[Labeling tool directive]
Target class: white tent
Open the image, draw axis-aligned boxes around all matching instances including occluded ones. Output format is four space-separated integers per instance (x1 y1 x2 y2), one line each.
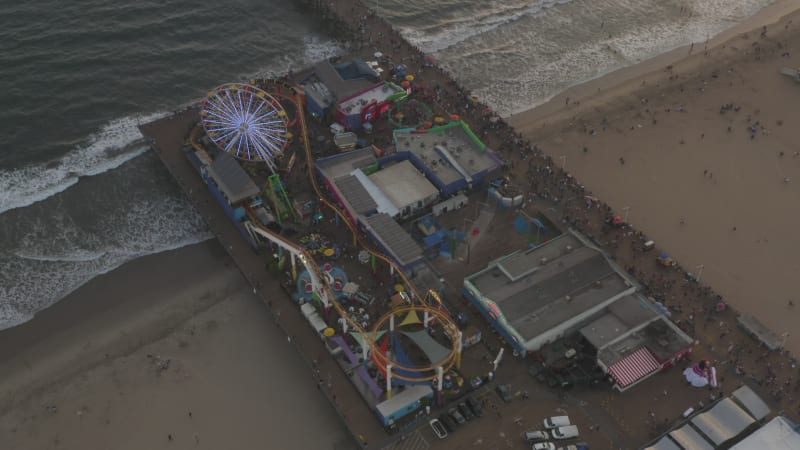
730 416 800 450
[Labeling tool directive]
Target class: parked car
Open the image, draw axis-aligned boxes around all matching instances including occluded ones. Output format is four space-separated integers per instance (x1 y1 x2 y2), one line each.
533 442 556 450
439 413 457 432
458 402 474 421
545 371 574 390
466 396 483 417
448 407 466 425
524 430 549 442
543 416 571 429
528 361 547 382
496 384 513 403
550 425 580 440
429 418 448 440
557 443 589 450
563 360 609 386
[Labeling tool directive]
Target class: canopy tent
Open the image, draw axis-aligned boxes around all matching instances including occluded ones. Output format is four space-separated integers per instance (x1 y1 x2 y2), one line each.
731 385 771 420
730 416 800 450
350 330 386 357
389 332 428 385
401 330 451 365
608 347 661 391
371 333 428 386
644 437 683 450
691 398 755 446
669 424 714 450
399 309 422 327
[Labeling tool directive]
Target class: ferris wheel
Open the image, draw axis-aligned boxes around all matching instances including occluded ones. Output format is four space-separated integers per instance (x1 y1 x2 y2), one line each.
200 83 289 170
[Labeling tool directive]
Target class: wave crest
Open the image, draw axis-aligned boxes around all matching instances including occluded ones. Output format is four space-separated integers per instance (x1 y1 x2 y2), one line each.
0 111 168 215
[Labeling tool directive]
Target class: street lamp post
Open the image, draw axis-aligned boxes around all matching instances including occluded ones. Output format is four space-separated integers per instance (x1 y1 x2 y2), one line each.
559 155 567 171
622 206 631 223
696 264 705 283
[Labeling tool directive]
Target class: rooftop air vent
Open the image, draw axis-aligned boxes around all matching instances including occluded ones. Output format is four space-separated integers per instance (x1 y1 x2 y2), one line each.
540 257 548 265
565 245 573 252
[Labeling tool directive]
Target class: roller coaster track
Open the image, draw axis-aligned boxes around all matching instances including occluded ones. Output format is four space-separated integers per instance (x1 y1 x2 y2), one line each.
190 85 460 380
290 91 460 376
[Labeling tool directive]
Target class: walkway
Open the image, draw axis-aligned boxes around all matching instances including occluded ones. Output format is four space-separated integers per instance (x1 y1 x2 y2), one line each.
140 110 383 449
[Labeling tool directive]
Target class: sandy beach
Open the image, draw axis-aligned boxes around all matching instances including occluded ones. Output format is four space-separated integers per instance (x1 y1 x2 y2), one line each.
511 1 800 354
0 241 348 450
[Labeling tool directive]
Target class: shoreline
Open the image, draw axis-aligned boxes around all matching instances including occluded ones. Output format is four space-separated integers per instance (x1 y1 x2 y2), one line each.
0 240 234 413
508 2 800 355
0 239 349 450
509 0 800 129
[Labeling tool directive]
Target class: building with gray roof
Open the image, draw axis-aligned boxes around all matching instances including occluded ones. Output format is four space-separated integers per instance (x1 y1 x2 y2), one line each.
364 213 423 268
463 229 636 354
316 149 425 269
205 152 259 204
391 121 501 196
464 228 694 391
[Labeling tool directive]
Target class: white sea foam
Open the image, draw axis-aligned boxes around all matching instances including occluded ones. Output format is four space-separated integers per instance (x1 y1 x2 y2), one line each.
400 0 573 53
0 195 212 331
0 111 168 215
423 0 773 116
14 249 108 263
302 35 345 63
249 35 344 79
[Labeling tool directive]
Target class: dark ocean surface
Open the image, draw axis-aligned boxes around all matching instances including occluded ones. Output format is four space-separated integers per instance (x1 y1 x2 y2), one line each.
0 0 772 328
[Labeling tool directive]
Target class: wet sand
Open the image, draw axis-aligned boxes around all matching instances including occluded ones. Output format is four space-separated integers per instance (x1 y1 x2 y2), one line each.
0 241 348 450
511 2 800 355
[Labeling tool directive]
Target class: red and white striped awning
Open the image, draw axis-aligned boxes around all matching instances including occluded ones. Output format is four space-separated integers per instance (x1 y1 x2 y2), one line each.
608 347 661 390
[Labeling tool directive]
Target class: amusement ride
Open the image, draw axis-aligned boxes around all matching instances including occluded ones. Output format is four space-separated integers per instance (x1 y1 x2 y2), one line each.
200 83 291 173
192 80 463 397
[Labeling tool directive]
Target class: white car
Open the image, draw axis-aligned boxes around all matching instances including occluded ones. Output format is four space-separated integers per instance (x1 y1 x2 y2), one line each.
550 425 579 440
525 430 549 442
533 442 556 450
429 418 447 440
557 443 589 450
544 415 571 429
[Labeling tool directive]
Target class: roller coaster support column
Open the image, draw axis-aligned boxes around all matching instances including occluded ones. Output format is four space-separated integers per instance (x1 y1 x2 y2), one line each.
386 364 393 399
423 310 430 329
290 253 297 282
456 330 463 369
436 366 444 406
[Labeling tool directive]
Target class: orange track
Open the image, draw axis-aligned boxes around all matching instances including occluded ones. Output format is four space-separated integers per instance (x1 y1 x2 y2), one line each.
191 83 460 380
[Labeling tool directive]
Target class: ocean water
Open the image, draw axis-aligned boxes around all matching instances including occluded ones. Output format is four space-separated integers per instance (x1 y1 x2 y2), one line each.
369 0 774 115
0 0 773 329
0 0 343 329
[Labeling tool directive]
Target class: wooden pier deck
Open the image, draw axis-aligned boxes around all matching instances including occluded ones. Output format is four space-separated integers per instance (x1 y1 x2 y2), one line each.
140 110 393 450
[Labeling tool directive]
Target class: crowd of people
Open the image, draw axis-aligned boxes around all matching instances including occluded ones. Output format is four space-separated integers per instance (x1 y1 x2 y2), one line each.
312 0 800 424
